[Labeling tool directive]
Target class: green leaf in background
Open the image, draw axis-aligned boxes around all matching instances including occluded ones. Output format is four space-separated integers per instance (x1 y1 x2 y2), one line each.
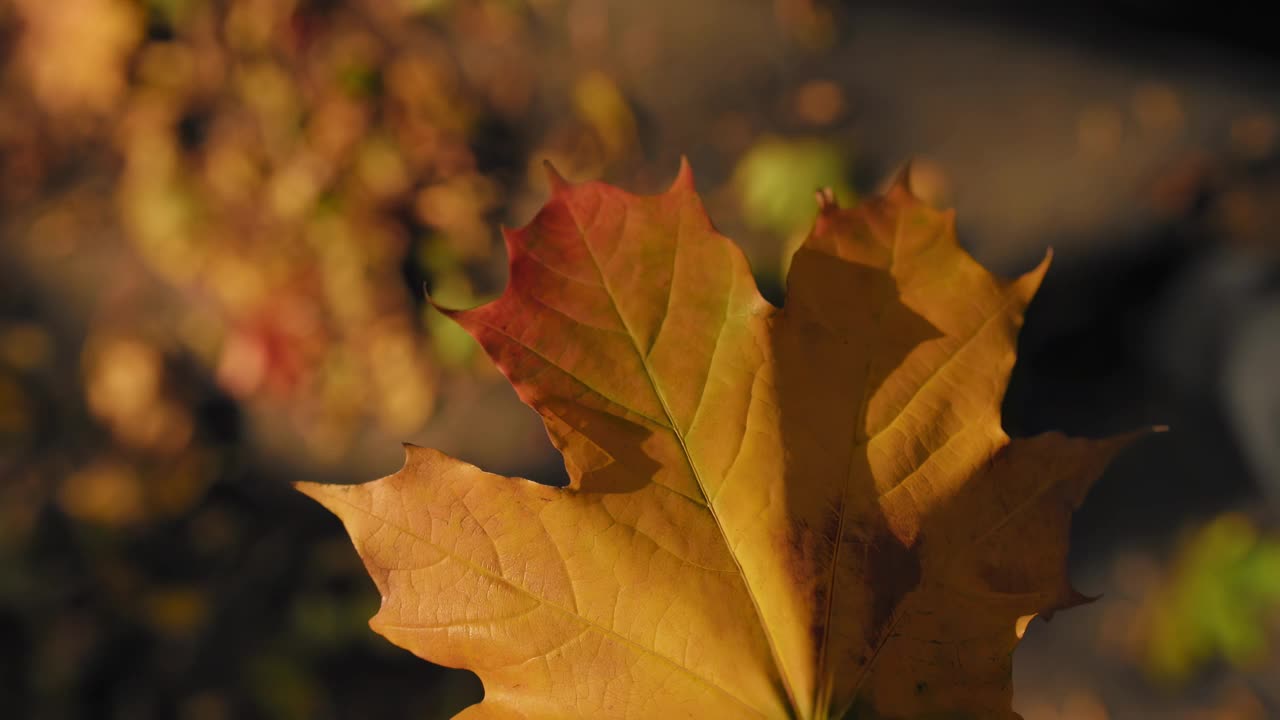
1145 513 1280 682
732 136 855 272
733 136 855 234
419 241 482 368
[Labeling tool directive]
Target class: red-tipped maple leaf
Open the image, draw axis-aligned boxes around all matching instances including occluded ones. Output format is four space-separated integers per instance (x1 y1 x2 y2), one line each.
300 161 1138 719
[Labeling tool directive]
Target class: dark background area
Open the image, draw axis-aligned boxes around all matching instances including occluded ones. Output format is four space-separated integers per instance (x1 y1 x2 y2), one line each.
2 1 1278 718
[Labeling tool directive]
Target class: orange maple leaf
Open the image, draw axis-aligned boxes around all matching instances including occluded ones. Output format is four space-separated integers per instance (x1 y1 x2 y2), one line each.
299 161 1139 719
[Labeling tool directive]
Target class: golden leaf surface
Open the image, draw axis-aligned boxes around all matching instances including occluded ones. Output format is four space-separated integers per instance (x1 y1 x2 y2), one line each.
298 161 1136 719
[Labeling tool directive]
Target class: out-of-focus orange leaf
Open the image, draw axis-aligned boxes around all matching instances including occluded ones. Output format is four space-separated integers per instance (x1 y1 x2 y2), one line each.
12 0 142 114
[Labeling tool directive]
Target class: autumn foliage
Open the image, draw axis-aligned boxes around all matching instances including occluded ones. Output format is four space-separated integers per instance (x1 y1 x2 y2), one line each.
300 161 1136 719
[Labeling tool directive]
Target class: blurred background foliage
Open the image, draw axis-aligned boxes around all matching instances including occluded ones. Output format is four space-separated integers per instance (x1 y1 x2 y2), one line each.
1143 514 1280 684
1 1 1278 718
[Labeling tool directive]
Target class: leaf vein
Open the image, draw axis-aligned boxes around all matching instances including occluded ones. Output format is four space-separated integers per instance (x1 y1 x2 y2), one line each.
320 492 771 718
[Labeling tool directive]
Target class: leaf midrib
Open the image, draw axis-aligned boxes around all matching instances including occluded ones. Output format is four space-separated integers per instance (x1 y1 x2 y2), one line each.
814 204 907 715
564 191 802 719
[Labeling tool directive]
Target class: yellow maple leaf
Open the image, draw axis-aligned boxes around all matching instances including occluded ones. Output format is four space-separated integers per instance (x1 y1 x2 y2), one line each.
299 161 1138 719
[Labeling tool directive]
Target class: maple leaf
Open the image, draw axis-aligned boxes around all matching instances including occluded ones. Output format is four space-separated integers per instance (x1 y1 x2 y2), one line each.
298 161 1138 720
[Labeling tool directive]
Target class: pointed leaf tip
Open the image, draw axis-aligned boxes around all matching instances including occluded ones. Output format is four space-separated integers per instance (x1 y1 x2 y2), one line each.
293 480 350 515
500 224 523 253
890 160 916 196
668 155 696 194
422 280 461 317
1014 614 1037 639
543 159 569 193
1042 588 1099 622
1031 245 1054 281
815 186 839 212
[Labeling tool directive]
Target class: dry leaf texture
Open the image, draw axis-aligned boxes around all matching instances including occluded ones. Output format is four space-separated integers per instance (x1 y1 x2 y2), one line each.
299 161 1136 720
